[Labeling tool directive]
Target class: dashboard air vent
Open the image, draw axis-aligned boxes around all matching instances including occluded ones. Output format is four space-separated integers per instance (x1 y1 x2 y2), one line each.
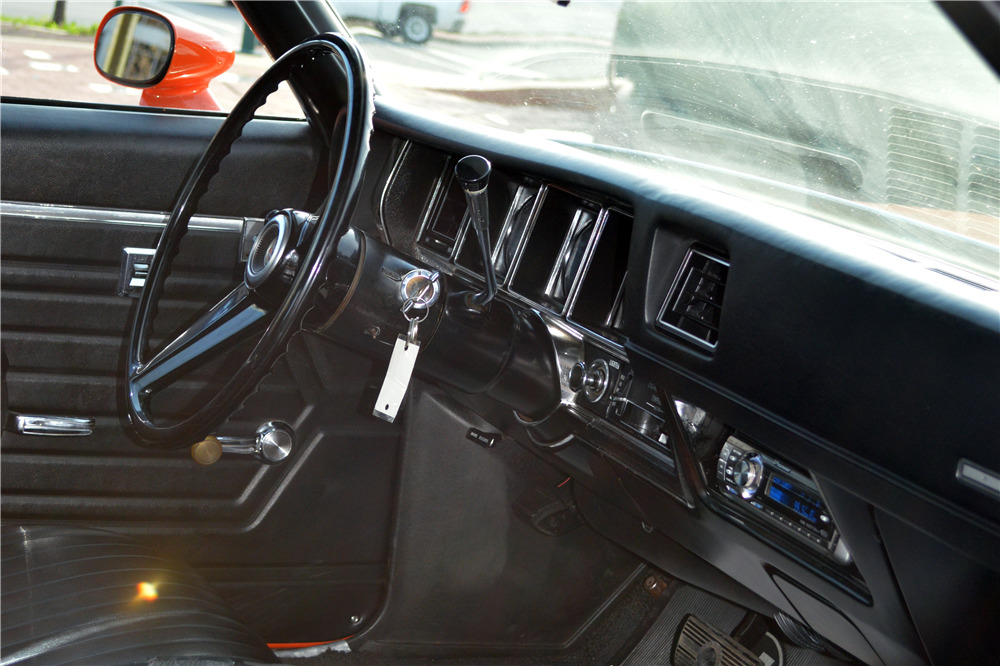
658 249 728 349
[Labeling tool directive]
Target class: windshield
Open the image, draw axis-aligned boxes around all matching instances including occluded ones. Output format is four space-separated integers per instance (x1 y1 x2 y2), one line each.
337 0 1000 280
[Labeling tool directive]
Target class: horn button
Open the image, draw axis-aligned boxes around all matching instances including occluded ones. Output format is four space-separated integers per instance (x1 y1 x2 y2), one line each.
246 210 301 290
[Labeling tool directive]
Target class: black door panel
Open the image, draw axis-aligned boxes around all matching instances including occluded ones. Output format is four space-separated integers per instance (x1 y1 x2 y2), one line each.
1 101 322 216
0 101 398 642
1 209 240 441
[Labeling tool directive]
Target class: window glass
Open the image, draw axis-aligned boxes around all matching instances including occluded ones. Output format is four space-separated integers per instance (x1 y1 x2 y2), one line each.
340 0 1000 280
1 0 300 117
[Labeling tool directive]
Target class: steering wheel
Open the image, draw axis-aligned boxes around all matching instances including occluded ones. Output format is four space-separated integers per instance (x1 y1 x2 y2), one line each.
126 34 372 448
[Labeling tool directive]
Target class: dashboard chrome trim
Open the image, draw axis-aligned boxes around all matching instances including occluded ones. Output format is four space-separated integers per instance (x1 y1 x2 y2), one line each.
956 458 1000 500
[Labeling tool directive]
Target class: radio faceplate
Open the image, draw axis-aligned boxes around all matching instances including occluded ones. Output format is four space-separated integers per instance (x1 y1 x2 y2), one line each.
716 436 851 565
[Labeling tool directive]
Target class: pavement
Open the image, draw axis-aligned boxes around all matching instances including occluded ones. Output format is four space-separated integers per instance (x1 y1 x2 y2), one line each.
1 1 119 27
1 0 620 134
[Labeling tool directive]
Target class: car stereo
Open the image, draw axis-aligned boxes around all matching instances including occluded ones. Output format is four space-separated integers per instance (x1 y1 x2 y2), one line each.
716 436 851 565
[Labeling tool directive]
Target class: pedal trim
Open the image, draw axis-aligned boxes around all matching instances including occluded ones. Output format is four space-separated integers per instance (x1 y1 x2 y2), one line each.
673 614 760 666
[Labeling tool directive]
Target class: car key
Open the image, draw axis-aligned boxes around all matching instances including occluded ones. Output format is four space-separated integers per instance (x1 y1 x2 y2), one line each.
373 299 428 423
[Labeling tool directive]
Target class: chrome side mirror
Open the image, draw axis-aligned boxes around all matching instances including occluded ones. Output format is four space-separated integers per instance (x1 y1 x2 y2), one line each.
94 9 174 87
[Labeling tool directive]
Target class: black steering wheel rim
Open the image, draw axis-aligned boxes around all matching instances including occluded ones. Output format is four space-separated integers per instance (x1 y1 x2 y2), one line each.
126 34 372 448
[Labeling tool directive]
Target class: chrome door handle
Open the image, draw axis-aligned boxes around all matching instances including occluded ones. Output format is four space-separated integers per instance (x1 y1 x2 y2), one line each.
14 415 95 436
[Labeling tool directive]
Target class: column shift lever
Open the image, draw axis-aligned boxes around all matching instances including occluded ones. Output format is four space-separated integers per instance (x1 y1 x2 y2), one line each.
455 155 497 307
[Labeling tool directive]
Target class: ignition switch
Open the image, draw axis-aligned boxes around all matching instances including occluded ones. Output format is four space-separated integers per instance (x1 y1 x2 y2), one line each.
399 268 441 309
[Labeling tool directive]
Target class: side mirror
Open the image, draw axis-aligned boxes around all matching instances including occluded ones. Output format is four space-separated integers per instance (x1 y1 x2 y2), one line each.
94 8 173 87
94 6 235 111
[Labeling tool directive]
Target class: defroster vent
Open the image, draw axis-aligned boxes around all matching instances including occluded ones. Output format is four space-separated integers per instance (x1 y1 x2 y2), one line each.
657 248 728 349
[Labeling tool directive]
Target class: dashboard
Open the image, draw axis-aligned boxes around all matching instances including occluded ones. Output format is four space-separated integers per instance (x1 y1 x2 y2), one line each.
380 136 864 585
344 105 1000 665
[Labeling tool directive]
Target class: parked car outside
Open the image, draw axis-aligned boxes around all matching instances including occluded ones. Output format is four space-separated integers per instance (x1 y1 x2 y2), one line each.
333 0 469 43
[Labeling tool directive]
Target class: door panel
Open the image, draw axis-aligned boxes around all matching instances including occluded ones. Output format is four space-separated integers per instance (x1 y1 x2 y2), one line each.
0 101 399 642
1 101 322 216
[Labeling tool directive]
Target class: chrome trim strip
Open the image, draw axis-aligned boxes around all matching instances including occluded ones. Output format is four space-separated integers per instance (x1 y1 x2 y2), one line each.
491 184 541 285
956 458 1000 500
272 640 351 659
16 415 95 436
544 205 600 314
413 154 458 258
505 184 548 292
1 201 245 233
539 312 586 406
563 205 609 318
379 140 413 246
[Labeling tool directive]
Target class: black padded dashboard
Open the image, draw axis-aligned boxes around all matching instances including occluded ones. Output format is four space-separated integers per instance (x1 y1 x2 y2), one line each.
372 96 1000 539
368 96 1000 664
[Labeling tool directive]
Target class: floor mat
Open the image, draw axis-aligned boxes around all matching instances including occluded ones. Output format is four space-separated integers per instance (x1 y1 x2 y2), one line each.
281 567 664 665
620 583 854 666
621 585 747 665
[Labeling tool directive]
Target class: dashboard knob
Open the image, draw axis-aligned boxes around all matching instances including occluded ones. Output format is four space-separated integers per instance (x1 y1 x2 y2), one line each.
455 154 491 192
582 359 609 403
733 451 764 499
568 362 587 392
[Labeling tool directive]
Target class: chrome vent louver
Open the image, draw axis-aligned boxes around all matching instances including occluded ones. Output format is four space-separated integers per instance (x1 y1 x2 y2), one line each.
886 108 961 210
657 249 728 349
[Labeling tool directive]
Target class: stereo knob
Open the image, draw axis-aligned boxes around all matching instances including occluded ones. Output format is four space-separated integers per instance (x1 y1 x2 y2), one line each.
732 451 764 499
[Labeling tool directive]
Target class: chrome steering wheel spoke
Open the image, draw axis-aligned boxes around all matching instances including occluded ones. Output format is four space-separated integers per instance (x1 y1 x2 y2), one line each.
132 283 270 397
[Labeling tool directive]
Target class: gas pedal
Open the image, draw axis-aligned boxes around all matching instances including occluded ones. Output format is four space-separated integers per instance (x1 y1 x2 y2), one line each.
673 614 761 666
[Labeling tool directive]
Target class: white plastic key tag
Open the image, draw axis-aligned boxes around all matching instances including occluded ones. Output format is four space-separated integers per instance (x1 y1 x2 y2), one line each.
373 336 420 423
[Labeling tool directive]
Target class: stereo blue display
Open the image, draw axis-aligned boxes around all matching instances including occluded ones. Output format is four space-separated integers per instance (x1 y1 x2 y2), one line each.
766 475 822 525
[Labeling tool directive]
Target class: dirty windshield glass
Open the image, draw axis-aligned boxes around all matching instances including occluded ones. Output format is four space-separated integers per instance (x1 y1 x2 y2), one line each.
343 0 1000 280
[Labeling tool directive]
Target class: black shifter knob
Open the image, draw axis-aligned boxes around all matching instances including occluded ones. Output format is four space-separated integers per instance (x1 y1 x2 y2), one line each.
456 155 492 192
455 155 497 307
